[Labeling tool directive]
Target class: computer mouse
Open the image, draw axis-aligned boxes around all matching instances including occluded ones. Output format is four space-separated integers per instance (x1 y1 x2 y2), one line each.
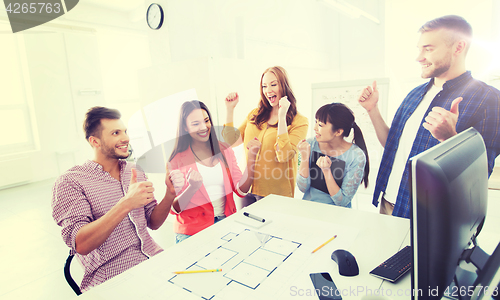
331 249 359 276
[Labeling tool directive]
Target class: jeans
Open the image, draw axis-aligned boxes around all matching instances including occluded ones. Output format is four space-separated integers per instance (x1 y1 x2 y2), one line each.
175 215 226 244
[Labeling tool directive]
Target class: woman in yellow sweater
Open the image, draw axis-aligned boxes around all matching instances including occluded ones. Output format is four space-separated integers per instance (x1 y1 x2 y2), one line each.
223 66 308 208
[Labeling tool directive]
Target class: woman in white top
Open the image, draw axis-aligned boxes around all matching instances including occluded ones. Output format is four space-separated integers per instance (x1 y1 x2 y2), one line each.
168 100 260 243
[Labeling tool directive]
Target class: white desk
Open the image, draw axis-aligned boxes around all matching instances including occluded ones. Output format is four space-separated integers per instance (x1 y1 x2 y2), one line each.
77 195 411 299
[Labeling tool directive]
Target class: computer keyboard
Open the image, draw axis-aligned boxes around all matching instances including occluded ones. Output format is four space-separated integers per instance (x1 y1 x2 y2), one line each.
369 245 412 283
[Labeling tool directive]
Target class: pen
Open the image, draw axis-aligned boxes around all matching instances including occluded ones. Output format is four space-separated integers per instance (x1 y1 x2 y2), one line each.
243 212 265 222
312 235 337 253
173 268 222 274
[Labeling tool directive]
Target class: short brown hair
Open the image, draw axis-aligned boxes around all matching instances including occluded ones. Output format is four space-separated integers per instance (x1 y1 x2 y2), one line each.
83 106 121 140
419 15 472 51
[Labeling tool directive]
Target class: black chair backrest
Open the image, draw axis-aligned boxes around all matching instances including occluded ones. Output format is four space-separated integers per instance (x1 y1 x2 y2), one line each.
64 251 82 296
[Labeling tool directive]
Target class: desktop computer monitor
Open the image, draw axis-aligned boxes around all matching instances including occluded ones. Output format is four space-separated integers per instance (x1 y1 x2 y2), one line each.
410 127 489 299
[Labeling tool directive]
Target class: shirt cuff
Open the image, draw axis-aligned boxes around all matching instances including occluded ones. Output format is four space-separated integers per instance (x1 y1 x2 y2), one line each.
67 221 86 253
276 132 290 146
275 132 293 161
297 174 307 182
235 183 248 198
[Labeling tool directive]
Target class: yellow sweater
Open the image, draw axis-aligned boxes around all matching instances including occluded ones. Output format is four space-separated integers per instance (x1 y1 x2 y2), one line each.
223 108 308 197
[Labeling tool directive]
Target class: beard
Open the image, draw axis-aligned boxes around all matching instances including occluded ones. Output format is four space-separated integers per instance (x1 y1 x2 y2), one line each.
101 142 130 160
421 54 452 79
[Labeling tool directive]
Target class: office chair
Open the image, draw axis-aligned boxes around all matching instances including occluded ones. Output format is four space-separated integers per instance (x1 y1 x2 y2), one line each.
64 251 82 295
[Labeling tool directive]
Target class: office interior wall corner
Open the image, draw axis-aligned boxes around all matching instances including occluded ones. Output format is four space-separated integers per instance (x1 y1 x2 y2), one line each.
0 156 32 189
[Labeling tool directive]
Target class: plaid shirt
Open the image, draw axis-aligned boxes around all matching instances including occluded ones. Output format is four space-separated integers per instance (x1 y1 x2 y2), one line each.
52 160 163 292
373 71 500 218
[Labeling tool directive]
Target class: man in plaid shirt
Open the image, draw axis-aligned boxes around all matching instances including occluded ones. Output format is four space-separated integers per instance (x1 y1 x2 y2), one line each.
358 15 500 218
52 107 177 292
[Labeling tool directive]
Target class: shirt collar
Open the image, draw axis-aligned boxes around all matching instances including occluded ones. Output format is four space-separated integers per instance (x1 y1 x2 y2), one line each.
442 70 472 90
424 71 472 93
84 159 126 172
84 160 101 170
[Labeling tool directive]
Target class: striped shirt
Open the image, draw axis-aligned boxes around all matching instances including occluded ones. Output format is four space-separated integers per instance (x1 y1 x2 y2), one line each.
52 160 163 292
373 71 500 218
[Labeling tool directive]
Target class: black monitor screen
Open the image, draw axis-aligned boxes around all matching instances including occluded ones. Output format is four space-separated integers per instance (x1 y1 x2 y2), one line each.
410 127 489 299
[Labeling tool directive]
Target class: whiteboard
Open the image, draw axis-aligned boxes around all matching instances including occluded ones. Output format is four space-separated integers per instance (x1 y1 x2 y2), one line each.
311 78 389 195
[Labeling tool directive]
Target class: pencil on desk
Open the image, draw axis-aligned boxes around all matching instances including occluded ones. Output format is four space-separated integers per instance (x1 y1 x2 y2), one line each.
312 235 337 253
173 268 222 274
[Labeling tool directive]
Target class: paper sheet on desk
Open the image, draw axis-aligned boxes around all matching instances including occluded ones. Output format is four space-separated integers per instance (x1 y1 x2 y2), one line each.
168 229 302 299
229 210 361 294
230 210 359 253
244 211 362 300
165 212 359 300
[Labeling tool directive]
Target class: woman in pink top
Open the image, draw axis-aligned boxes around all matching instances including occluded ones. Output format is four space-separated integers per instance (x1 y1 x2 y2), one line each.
168 100 260 243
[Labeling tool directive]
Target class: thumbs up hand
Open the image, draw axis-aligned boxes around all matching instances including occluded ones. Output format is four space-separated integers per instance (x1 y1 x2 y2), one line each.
422 97 462 142
358 81 379 112
130 167 138 184
123 168 155 209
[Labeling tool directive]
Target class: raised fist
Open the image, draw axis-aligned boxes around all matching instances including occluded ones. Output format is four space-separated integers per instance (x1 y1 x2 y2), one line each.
278 96 291 119
246 137 262 157
186 168 203 191
297 139 311 160
225 92 239 110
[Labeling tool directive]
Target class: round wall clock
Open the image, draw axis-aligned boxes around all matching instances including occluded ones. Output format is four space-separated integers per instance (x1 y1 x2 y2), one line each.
146 3 164 30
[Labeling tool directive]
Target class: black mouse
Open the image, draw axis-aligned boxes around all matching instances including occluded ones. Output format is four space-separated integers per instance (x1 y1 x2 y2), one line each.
331 249 359 276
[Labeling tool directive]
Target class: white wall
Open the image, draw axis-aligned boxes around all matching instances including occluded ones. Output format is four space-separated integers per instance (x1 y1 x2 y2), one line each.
1 2 153 184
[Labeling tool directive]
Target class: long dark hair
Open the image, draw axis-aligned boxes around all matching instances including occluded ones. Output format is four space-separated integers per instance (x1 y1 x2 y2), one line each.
315 103 370 188
251 66 298 129
168 100 229 169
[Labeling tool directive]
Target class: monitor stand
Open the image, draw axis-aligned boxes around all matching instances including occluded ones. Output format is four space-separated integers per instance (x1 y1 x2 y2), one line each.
443 245 490 300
